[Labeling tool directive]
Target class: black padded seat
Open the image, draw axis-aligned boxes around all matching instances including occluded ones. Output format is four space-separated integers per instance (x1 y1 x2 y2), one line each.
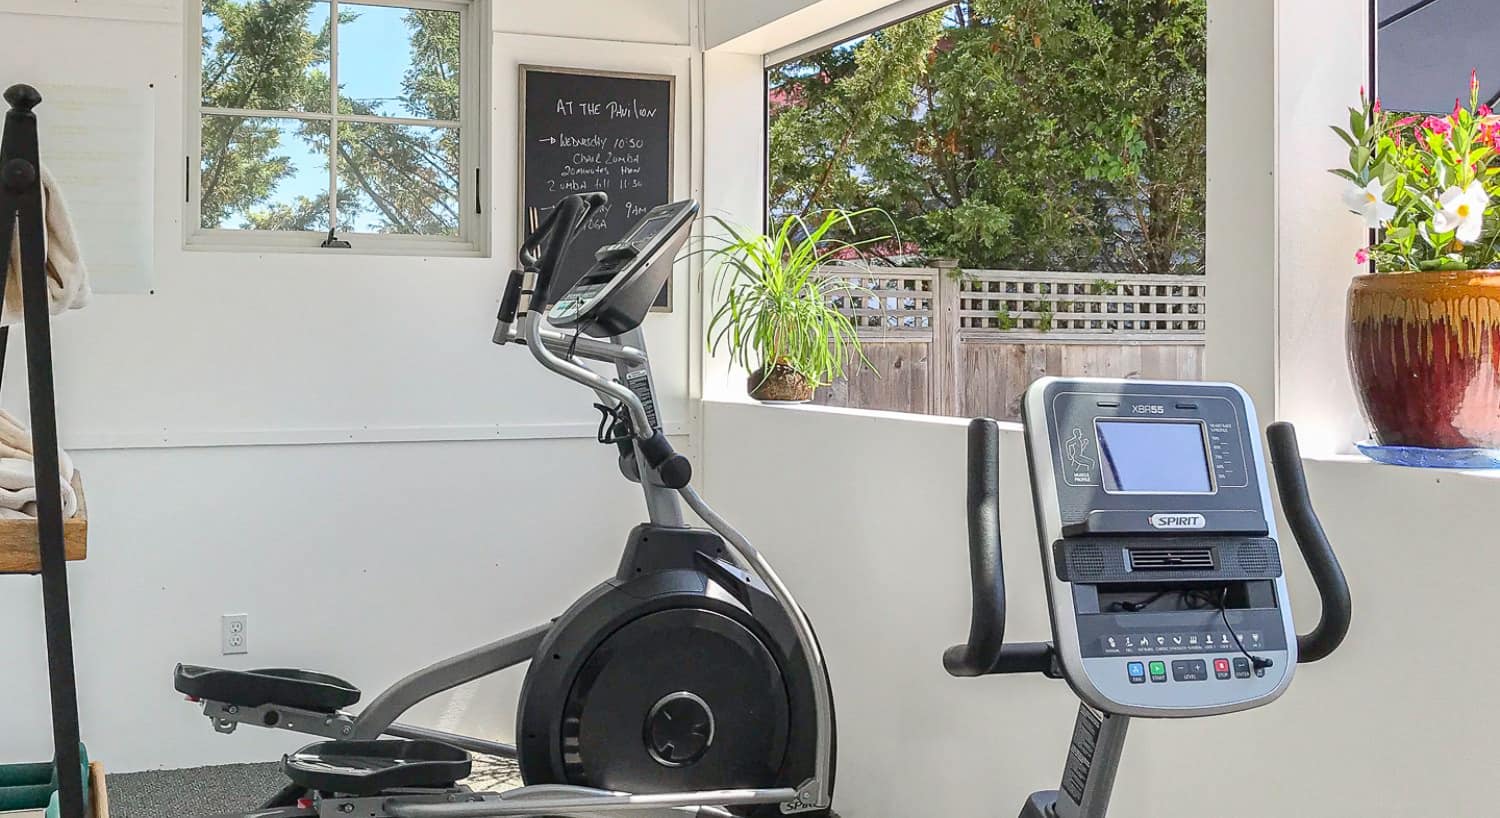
174 664 361 712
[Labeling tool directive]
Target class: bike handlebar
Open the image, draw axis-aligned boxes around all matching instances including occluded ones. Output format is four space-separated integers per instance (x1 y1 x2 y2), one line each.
943 418 1061 679
1266 422 1353 663
945 418 1350 680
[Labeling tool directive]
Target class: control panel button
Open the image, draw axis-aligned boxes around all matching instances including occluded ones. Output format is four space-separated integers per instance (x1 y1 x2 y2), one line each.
1148 661 1167 683
1213 658 1231 680
1127 661 1145 684
1232 657 1251 679
1170 659 1208 682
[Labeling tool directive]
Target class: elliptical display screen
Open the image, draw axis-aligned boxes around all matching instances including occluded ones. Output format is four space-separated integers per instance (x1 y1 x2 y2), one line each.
1096 420 1213 493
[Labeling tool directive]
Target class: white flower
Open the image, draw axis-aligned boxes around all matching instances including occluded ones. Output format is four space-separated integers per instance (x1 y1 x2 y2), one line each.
1432 181 1490 243
1342 178 1396 228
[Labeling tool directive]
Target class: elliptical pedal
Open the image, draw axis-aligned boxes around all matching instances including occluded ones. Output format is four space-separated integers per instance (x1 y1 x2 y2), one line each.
282 739 472 797
175 664 361 712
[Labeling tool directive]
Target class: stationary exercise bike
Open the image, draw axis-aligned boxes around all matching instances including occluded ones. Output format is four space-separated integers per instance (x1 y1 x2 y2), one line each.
173 193 836 818
947 378 1352 817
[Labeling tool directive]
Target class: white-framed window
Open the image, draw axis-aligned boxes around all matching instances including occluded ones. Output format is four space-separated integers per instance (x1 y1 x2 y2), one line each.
763 0 1208 420
185 0 488 255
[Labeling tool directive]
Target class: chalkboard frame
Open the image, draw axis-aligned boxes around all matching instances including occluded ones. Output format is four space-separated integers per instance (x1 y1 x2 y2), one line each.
518 64 677 313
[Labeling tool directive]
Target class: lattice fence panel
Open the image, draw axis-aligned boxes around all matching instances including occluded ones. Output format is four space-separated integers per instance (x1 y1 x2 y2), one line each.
958 272 1206 334
822 272 936 335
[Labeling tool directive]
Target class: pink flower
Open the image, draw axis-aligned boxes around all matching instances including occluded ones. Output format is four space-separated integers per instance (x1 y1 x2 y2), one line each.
1354 247 1370 266
1480 104 1493 117
1394 115 1420 127
1373 97 1382 114
1425 116 1453 137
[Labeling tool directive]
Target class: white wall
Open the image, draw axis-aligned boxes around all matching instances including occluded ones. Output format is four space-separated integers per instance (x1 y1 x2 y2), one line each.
1275 0 1371 454
0 0 702 772
1204 0 1276 412
702 400 1500 817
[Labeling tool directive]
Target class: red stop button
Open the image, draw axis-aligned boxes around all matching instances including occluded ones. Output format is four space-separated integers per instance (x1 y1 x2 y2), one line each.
1213 658 1231 678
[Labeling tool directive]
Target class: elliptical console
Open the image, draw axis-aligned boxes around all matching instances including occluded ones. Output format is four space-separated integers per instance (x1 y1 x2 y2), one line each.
946 377 1351 818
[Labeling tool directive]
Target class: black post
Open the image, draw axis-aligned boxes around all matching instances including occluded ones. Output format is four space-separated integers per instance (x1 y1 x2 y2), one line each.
0 83 85 818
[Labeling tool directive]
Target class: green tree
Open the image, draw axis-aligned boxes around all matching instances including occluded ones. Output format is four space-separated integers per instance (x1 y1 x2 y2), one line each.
200 0 461 236
768 0 1206 275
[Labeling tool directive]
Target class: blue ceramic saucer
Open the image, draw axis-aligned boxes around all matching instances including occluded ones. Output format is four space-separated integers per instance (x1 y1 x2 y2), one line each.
1355 440 1500 469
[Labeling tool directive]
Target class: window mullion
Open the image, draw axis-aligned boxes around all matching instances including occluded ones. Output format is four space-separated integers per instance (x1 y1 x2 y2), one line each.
329 0 341 236
200 106 336 122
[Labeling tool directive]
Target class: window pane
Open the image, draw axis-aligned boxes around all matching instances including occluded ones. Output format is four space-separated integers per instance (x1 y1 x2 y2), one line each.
337 122 459 235
202 0 332 113
201 115 331 231
767 1 1207 420
338 3 461 121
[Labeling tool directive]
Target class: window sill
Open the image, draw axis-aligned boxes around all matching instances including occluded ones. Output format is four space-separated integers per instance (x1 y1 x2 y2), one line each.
1300 451 1500 482
701 395 1024 434
704 398 1500 485
184 234 486 259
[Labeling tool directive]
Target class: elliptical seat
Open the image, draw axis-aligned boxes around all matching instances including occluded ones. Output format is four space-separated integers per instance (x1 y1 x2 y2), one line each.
174 664 361 712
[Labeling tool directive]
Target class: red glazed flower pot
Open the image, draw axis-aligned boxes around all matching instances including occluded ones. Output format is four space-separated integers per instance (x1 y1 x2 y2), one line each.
1347 270 1500 449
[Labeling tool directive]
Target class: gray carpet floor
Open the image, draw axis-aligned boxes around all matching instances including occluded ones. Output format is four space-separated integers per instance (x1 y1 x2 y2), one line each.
108 757 522 817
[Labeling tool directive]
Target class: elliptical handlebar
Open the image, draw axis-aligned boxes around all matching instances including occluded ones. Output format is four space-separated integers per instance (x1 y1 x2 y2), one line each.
520 191 608 310
944 418 1059 679
1265 422 1353 664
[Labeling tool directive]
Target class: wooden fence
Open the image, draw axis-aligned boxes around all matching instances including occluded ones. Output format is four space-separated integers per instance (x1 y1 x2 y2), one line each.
814 267 1206 420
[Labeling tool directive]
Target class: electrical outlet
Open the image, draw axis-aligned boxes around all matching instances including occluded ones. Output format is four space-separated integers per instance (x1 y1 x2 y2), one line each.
222 614 249 655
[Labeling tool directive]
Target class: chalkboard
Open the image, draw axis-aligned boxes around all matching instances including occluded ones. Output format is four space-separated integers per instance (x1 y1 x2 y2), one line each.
520 66 676 310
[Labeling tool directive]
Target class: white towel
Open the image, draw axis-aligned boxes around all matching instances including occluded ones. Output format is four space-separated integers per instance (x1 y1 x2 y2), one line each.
2 164 90 325
0 456 75 515
0 407 78 519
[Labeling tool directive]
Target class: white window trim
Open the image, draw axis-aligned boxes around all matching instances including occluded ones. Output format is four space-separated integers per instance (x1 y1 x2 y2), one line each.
182 0 491 257
763 0 952 68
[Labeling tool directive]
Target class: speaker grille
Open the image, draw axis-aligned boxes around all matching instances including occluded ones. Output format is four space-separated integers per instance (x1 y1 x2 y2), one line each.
1128 547 1215 571
1054 537 1283 583
1232 541 1280 575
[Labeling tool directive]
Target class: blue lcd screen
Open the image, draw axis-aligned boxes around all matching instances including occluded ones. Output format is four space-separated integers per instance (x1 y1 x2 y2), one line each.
1095 420 1212 493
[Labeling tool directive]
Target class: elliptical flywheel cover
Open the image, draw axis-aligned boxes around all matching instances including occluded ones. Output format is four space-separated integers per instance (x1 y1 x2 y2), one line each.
557 607 790 793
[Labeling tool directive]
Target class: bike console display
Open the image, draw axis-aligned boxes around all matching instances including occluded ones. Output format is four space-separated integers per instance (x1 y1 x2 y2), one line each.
1023 378 1297 717
548 200 699 336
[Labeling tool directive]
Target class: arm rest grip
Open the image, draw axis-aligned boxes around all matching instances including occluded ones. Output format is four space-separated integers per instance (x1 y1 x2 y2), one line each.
1266 422 1352 663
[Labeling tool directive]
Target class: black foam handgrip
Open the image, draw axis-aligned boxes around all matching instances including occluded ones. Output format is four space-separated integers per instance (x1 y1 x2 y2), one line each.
496 270 524 323
638 431 692 489
944 418 1009 677
527 192 608 309
1266 422 1352 664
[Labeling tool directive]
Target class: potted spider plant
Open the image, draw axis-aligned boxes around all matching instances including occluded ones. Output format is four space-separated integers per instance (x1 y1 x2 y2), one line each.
706 209 887 403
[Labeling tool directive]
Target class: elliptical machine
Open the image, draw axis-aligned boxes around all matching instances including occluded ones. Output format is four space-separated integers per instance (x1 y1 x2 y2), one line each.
947 377 1352 817
173 193 835 818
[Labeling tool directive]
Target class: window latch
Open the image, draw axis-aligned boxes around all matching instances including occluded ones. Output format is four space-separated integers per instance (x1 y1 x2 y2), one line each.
320 228 351 249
